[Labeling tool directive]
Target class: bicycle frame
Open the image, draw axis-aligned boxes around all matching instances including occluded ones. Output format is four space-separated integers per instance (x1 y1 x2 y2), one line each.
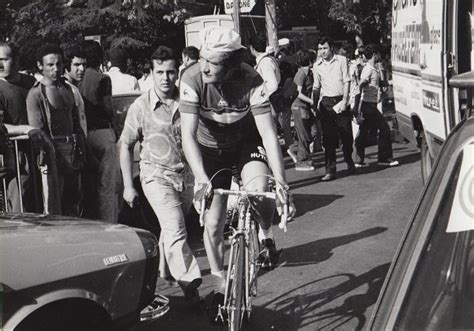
223 194 259 330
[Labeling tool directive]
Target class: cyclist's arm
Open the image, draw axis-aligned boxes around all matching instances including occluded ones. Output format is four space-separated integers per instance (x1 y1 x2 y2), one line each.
180 112 209 184
253 111 287 185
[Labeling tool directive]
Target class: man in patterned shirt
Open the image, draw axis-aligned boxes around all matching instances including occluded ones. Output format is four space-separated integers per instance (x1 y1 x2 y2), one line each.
120 46 201 302
180 27 295 323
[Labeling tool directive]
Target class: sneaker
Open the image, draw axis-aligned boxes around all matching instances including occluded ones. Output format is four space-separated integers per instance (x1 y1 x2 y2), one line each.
206 291 226 325
295 162 315 171
287 149 298 163
258 238 280 270
377 159 400 167
355 163 370 168
321 173 337 181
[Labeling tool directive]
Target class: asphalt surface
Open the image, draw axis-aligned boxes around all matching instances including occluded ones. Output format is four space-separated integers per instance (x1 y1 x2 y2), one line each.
136 140 423 331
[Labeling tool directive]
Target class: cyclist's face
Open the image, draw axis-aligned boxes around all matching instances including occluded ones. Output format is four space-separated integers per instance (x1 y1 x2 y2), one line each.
199 49 228 83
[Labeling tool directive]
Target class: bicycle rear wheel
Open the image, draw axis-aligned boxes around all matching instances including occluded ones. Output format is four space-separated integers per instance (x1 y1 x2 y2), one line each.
228 235 245 331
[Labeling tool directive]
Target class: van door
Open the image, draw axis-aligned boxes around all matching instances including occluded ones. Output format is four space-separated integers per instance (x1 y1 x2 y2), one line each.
418 0 447 147
447 0 474 127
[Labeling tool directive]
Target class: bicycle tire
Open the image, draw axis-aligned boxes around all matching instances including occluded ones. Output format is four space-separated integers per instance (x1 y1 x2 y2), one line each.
248 221 260 298
228 235 245 331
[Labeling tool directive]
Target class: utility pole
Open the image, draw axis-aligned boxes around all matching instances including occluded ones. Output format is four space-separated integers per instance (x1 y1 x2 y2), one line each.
233 0 240 33
265 0 278 51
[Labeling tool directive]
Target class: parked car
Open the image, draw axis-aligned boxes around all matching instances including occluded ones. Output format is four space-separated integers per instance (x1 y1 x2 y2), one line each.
367 81 474 331
0 212 161 330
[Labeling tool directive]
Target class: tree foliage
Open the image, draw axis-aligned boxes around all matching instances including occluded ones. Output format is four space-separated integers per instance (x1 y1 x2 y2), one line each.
4 0 193 70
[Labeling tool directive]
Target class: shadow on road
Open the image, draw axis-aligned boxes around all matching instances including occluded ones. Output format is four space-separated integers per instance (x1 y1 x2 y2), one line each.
279 227 387 267
292 193 344 218
251 263 391 330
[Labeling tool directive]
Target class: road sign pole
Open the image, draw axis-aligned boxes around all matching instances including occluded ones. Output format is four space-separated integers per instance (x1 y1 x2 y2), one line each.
233 0 240 33
265 0 278 51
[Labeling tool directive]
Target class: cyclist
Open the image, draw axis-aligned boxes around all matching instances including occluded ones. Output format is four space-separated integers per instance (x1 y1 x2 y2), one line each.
179 27 296 322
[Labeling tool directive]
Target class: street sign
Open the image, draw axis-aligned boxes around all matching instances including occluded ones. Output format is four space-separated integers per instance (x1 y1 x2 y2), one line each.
224 0 256 14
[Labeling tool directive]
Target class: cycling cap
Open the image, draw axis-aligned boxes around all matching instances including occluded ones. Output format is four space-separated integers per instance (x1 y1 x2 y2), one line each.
200 27 246 53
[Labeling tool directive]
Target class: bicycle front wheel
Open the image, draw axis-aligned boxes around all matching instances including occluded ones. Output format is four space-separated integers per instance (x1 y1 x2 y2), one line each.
228 235 245 331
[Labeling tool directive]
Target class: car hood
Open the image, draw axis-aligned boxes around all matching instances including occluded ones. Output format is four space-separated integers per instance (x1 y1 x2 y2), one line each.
0 213 147 291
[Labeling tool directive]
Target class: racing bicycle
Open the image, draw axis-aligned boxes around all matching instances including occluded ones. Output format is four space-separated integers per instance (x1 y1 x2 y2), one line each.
199 174 289 330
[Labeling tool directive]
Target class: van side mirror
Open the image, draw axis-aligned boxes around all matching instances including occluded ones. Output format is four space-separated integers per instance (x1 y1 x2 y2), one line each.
449 71 474 88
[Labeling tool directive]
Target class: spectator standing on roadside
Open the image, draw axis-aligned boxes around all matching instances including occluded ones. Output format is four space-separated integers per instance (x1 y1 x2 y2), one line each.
0 42 48 212
120 46 202 302
79 40 117 222
312 36 356 181
355 44 399 168
27 43 85 216
249 34 281 102
288 49 315 171
275 38 297 151
64 44 87 134
179 46 199 79
138 60 153 92
106 47 140 95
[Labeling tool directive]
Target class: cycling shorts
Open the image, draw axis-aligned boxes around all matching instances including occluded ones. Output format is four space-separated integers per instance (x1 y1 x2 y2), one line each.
199 128 268 189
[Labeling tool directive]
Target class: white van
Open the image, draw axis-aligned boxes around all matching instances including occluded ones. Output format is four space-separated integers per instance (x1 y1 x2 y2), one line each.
392 0 472 181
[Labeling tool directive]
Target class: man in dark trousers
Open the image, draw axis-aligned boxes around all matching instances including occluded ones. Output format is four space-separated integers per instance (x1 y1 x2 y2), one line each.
79 40 116 222
312 36 356 181
26 43 84 215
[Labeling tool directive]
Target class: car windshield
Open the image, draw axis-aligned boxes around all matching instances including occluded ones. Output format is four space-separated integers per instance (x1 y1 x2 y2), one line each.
394 142 474 330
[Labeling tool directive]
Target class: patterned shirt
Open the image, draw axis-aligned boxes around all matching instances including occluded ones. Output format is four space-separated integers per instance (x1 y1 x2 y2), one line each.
179 63 270 149
120 88 189 191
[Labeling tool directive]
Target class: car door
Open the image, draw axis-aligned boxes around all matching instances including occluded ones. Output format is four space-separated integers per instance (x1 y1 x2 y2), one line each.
367 114 474 330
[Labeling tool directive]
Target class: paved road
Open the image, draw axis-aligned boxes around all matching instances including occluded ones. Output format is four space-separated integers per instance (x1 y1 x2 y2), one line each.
137 141 423 331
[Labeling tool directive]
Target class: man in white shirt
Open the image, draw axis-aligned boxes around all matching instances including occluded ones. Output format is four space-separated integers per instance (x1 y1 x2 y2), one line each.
249 35 280 97
106 47 140 95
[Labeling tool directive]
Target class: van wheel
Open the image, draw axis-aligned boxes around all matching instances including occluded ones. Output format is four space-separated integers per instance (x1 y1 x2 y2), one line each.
420 132 433 184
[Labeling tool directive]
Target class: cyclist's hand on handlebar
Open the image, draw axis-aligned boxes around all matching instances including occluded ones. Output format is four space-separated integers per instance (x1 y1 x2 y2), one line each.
275 183 296 221
193 182 213 214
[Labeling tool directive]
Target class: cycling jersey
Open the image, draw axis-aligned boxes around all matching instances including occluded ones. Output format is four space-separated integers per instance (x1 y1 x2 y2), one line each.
179 62 271 149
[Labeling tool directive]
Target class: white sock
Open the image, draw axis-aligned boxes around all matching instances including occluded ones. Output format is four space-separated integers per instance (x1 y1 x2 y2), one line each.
211 270 226 293
258 227 274 242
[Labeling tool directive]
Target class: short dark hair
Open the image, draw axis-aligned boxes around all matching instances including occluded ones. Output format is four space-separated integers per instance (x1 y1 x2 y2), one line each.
81 40 103 68
221 49 245 69
64 44 85 70
0 42 19 60
35 43 63 64
249 34 266 53
182 46 199 61
109 47 128 71
364 44 378 60
295 49 311 67
318 36 334 48
150 46 177 69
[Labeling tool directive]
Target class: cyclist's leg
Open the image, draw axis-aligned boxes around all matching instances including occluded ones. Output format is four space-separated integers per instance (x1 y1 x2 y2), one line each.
199 145 234 280
238 137 280 269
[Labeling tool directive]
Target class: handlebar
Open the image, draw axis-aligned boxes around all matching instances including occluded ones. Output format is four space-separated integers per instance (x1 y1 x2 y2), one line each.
199 187 289 232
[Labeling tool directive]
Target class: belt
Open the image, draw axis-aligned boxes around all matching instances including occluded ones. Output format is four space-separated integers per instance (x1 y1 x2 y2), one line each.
52 135 78 143
322 95 343 100
88 123 114 131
